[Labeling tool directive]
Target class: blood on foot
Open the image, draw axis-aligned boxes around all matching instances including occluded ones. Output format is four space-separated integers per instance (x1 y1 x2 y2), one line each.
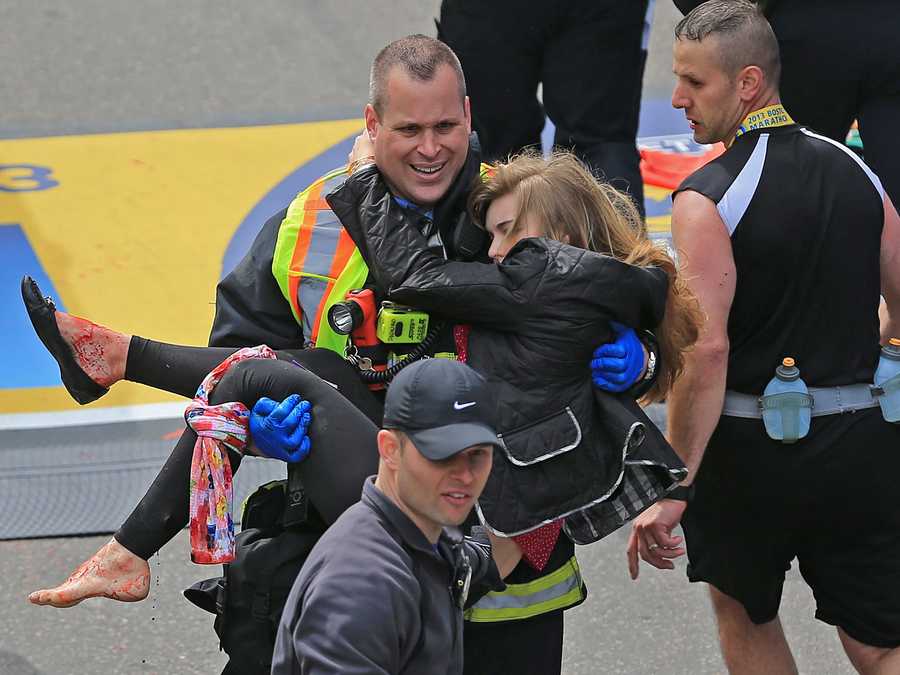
109 574 150 601
29 544 150 607
57 315 121 387
71 325 110 381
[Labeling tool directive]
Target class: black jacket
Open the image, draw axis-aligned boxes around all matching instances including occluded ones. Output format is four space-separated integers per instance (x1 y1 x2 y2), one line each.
328 166 687 539
271 479 501 675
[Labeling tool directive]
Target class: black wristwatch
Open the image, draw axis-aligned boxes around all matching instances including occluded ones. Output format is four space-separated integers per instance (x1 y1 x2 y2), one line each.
666 484 695 503
627 330 660 399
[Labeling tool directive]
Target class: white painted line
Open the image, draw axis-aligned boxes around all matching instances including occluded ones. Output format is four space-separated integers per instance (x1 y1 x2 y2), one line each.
0 402 187 431
638 133 715 154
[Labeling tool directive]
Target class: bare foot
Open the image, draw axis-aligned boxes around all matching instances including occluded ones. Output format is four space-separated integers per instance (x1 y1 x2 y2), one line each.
55 312 130 388
28 539 150 608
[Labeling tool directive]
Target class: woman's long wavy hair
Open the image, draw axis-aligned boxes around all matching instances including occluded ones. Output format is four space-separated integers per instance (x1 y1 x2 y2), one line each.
470 151 703 403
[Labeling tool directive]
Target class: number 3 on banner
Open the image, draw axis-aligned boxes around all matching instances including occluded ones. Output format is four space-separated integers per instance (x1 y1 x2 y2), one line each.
0 165 59 192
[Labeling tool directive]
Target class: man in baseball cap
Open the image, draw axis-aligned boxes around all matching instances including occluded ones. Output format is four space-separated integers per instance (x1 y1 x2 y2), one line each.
378 357 501 537
273 358 507 675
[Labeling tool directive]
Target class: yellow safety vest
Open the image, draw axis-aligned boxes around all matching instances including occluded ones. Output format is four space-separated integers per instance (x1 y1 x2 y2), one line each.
271 164 585 621
271 167 369 356
465 556 585 622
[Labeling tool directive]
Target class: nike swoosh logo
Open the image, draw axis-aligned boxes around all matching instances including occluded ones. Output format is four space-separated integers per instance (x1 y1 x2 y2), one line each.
453 401 476 410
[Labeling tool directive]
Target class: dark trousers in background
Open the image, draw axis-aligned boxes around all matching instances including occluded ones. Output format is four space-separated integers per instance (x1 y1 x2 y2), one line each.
438 0 650 216
767 1 899 204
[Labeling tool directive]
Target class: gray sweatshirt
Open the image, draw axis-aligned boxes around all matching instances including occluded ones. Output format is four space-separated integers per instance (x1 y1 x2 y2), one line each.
271 478 501 675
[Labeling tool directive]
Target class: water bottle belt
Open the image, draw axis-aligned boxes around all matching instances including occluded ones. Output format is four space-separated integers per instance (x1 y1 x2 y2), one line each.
722 384 880 419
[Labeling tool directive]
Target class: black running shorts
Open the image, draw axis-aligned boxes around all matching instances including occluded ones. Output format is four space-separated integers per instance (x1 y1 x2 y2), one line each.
682 408 900 648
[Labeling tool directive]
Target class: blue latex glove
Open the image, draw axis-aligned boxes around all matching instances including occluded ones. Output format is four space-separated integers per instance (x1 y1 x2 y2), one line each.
249 394 312 463
591 322 645 392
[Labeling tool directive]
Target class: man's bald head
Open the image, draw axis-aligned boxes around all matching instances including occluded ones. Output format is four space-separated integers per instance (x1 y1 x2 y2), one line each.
675 0 780 88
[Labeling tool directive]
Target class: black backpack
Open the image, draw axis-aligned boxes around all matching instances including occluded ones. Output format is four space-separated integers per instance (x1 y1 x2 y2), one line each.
184 468 325 674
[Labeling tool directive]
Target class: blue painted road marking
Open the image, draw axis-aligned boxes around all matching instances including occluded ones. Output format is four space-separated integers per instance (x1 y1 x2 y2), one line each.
0 224 67 389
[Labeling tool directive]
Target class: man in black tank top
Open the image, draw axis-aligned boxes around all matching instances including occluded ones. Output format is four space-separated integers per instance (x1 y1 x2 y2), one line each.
625 2 900 673
675 0 900 207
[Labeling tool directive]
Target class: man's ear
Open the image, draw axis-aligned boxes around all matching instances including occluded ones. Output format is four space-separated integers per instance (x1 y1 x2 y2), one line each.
737 65 764 102
377 429 402 468
364 104 380 142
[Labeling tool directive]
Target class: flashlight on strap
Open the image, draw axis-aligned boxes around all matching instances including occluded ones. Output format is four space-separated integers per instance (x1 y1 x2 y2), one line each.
327 289 378 347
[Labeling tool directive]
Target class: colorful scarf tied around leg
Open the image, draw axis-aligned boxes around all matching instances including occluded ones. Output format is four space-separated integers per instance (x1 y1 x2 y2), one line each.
185 345 276 564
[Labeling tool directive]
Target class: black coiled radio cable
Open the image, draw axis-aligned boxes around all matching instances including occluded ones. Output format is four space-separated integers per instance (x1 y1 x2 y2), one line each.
358 321 446 385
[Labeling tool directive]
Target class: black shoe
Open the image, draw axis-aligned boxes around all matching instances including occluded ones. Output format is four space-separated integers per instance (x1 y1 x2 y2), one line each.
20 275 109 404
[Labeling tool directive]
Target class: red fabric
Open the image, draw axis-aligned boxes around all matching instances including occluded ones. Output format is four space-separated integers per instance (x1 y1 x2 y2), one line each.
513 521 563 572
639 144 726 190
453 324 471 363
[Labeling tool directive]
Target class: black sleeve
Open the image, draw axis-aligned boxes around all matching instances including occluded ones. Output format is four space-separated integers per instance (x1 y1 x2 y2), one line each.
327 166 546 330
208 208 304 349
329 166 668 334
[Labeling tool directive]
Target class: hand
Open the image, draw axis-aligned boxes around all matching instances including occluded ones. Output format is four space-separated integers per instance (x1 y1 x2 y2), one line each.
348 130 376 169
591 322 647 392
626 499 687 580
249 394 312 463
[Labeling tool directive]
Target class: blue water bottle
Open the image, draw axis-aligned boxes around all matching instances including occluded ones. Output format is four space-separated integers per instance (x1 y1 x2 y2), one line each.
874 338 900 423
761 357 812 443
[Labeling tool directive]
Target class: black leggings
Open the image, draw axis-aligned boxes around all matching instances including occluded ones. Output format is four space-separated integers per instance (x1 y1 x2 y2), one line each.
115 338 383 560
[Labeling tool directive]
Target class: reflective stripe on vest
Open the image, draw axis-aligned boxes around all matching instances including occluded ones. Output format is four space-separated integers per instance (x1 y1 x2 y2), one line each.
464 556 584 623
312 248 369 354
272 167 357 346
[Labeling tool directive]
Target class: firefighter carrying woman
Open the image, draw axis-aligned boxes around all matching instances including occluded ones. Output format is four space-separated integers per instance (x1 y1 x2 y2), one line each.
21 35 701 675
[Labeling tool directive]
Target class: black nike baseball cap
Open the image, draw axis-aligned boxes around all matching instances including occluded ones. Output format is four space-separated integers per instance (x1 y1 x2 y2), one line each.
383 358 501 461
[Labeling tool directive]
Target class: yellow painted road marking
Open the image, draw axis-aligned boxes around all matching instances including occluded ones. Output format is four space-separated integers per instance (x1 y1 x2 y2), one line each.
1 120 360 414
